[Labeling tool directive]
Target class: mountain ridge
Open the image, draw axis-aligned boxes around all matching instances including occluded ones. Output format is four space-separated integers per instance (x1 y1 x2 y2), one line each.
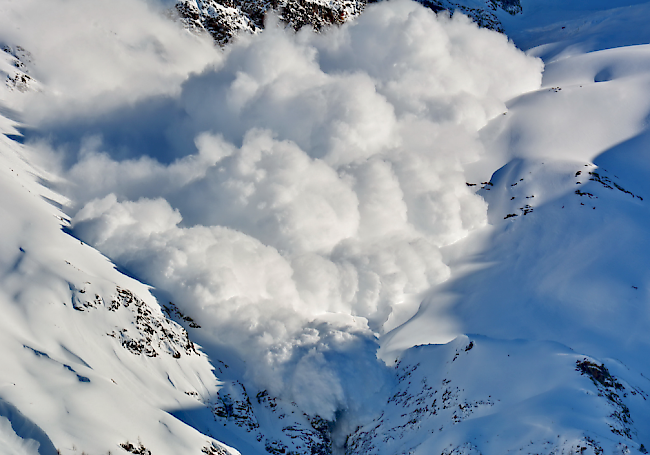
171 0 522 45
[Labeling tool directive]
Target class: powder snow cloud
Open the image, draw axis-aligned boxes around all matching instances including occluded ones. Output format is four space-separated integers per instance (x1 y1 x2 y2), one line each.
2 0 543 419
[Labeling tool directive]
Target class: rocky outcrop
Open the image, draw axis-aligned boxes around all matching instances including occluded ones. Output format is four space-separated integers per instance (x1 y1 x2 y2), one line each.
1 44 35 92
200 381 334 454
171 0 521 45
69 285 200 359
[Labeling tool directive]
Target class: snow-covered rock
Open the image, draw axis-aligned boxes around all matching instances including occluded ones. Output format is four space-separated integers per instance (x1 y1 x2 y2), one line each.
171 0 521 44
353 336 650 455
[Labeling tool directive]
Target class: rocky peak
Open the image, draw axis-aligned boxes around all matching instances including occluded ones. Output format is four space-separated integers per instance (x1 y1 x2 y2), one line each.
172 0 521 45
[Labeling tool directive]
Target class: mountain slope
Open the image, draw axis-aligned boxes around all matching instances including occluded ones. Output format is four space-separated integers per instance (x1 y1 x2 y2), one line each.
2 1 650 455
378 2 650 453
352 336 650 455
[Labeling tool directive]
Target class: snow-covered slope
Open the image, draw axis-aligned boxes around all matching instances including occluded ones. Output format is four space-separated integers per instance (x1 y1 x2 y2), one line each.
498 0 650 59
2 0 650 454
0 56 235 452
376 1 650 453
353 336 650 455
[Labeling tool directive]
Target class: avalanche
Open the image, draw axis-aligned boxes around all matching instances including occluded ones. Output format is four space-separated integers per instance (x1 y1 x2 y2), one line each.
1 0 650 454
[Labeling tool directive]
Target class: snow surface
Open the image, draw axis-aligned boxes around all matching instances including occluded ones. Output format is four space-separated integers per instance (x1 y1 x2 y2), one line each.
1 0 650 454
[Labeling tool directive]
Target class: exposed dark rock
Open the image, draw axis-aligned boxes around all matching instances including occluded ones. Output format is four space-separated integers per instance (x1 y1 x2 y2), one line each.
171 0 521 45
120 441 152 455
69 285 199 359
576 359 634 439
202 443 232 455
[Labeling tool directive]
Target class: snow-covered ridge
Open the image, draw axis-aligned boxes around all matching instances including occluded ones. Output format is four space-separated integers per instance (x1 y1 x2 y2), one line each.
171 0 522 44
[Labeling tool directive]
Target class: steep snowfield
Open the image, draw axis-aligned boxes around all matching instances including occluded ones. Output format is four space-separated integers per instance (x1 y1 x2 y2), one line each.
383 0 650 375
1 0 650 454
377 1 650 453
0 65 235 453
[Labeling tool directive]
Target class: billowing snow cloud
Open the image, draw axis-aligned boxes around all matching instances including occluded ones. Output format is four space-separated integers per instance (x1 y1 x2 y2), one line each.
0 0 219 119
3 0 543 419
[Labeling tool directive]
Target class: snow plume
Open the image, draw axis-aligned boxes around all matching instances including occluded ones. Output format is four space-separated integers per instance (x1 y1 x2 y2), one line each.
13 0 542 419
0 0 218 118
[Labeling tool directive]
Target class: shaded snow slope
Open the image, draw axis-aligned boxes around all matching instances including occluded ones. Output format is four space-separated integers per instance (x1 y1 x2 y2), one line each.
379 2 650 453
383 0 650 359
354 336 650 455
497 0 650 58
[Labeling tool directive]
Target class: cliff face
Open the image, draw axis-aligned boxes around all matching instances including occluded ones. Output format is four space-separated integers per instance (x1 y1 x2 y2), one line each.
172 0 521 45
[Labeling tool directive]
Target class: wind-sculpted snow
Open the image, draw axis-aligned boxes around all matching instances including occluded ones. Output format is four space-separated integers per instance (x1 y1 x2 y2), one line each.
0 397 58 455
0 0 544 420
